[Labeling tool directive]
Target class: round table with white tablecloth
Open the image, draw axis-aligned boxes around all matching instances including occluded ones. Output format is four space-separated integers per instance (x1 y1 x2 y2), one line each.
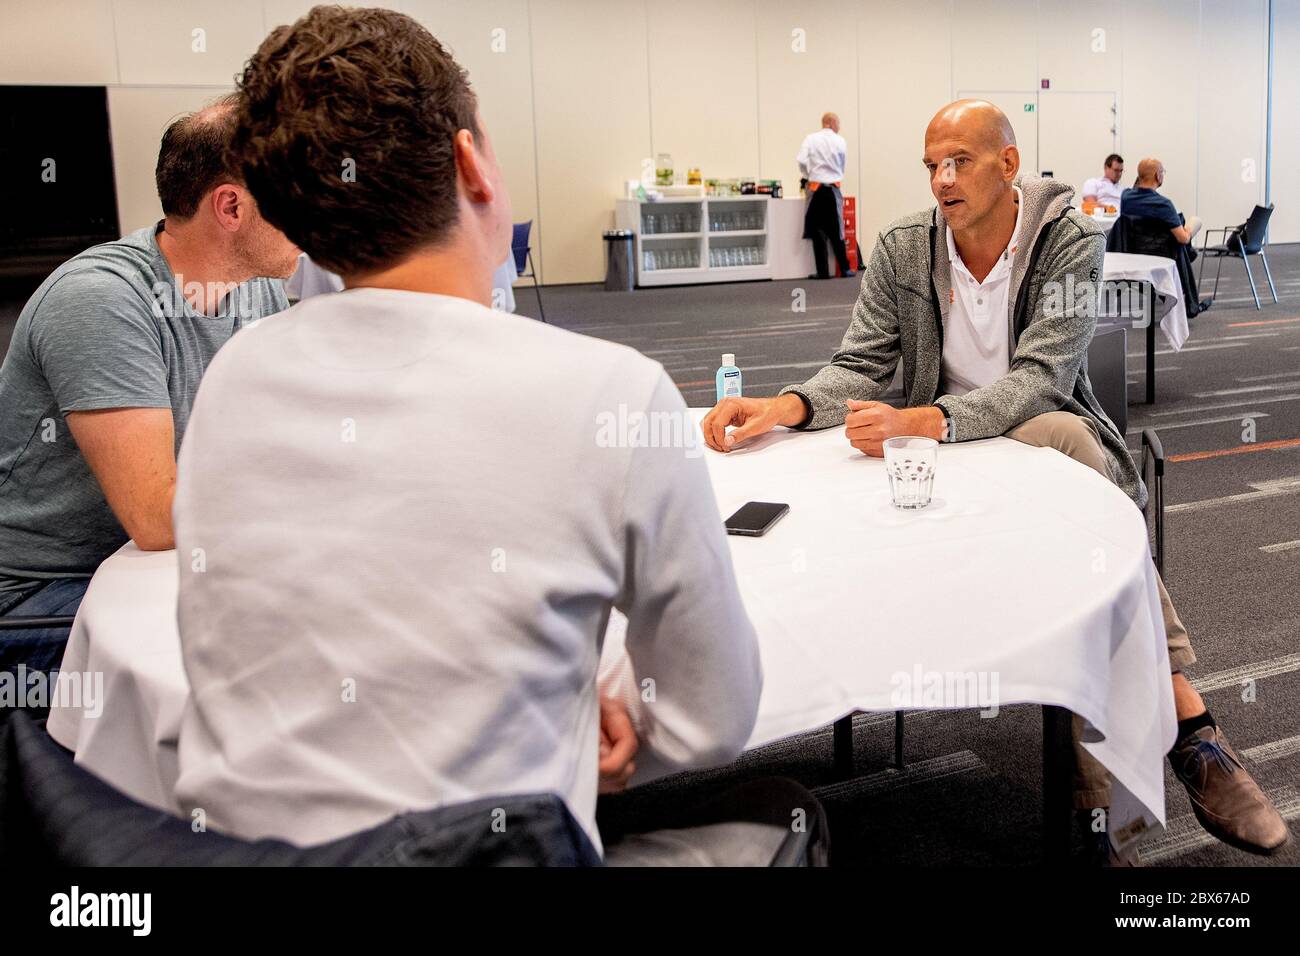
49 411 1177 844
1102 251 1189 350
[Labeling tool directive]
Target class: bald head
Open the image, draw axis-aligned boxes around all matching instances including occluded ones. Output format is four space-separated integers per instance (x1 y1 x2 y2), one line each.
1136 158 1164 187
926 99 1016 152
821 112 840 133
922 99 1020 237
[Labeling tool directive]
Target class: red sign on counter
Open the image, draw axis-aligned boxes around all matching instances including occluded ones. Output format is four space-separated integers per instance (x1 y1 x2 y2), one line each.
840 196 858 275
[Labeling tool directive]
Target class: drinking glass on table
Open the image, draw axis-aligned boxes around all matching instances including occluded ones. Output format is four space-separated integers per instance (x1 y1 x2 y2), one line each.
883 436 938 510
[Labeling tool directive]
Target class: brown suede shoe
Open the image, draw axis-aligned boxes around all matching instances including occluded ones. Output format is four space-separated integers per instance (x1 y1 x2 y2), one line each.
1169 725 1292 855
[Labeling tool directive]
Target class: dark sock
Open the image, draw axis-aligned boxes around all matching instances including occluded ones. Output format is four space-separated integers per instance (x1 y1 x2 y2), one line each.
1177 709 1216 741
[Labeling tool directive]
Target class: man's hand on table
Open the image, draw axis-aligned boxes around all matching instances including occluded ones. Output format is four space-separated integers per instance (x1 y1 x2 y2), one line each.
702 393 808 452
844 401 947 457
598 697 638 794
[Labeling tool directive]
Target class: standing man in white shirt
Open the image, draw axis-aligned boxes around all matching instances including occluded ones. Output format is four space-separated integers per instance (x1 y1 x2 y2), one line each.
1081 153 1124 210
798 112 854 279
171 6 767 861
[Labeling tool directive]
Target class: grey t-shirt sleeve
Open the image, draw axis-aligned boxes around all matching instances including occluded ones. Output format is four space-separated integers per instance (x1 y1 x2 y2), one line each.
28 270 172 413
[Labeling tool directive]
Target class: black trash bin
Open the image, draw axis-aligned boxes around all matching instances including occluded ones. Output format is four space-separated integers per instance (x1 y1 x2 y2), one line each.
603 229 635 291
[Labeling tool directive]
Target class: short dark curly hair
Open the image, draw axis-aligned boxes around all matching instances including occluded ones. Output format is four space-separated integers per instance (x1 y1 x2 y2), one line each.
231 5 480 275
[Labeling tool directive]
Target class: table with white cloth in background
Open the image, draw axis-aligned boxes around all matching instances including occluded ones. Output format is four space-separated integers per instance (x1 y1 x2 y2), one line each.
1102 251 1189 406
1102 252 1189 350
49 413 1176 857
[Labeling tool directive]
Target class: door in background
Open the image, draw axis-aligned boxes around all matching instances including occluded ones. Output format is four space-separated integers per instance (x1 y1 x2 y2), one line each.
1037 91 1118 197
955 90 1039 174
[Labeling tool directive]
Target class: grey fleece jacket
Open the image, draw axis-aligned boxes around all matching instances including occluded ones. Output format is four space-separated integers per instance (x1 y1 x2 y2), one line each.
780 175 1145 509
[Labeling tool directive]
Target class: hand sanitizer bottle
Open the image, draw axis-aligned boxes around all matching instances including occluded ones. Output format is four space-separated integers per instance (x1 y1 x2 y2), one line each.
716 353 742 401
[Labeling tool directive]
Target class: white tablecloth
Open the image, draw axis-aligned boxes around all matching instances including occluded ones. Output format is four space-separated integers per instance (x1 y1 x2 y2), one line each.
1091 212 1118 234
49 414 1176 840
1102 251 1189 350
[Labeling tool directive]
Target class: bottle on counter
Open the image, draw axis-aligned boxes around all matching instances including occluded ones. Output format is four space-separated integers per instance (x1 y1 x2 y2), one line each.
716 353 742 402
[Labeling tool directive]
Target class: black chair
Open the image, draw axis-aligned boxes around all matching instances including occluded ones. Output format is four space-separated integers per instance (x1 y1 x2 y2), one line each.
511 221 546 323
1107 212 1207 323
0 616 76 630
1198 204 1278 310
1086 326 1167 575
0 710 601 866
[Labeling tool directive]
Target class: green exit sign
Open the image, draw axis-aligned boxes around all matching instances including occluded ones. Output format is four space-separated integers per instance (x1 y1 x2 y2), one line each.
1024 103 1035 112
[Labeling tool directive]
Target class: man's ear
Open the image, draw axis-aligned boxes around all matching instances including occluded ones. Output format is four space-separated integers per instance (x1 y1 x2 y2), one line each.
454 129 495 205
210 184 243 232
1002 144 1020 181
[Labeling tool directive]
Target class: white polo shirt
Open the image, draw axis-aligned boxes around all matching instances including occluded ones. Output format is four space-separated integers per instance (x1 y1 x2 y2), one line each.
941 187 1023 397
1081 175 1122 208
796 128 847 184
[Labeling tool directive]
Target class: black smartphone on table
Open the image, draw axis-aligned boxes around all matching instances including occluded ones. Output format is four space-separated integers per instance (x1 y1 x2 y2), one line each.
724 501 790 537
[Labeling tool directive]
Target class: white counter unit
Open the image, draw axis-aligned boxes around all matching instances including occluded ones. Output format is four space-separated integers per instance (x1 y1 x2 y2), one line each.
615 196 773 286
615 197 818 286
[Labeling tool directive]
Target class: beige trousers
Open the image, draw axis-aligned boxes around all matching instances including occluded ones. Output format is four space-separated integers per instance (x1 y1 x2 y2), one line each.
1005 411 1195 809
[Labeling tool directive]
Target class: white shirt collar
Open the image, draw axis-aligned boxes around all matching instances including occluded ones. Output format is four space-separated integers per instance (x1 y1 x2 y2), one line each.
945 185 1024 277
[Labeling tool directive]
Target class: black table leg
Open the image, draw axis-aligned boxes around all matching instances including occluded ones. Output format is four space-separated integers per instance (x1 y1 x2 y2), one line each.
833 714 854 780
1145 291 1156 405
1042 705 1075 864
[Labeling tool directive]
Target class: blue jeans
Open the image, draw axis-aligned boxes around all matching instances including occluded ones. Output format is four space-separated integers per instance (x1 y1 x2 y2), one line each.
0 578 90 675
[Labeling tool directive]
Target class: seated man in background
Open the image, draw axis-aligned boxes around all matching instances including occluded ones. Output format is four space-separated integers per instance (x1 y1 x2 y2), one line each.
703 100 1289 859
1081 153 1124 210
1113 157 1211 315
171 6 764 862
0 95 295 675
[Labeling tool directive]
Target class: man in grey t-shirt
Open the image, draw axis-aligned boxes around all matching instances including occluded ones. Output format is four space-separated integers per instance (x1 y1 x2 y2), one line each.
0 94 297 674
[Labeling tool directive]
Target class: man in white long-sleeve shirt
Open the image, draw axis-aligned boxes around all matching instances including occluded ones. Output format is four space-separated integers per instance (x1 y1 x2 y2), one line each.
797 113 853 279
171 6 763 859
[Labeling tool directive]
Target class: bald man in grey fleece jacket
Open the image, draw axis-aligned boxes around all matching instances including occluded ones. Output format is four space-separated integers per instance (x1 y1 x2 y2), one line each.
703 100 1289 861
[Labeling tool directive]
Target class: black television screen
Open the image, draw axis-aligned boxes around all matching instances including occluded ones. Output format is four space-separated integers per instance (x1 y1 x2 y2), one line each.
0 85 120 278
